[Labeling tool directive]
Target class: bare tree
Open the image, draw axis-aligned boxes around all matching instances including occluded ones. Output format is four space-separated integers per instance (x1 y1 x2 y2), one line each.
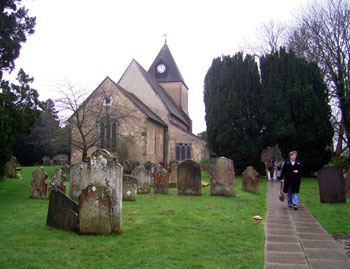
240 19 288 56
287 0 350 157
55 80 139 162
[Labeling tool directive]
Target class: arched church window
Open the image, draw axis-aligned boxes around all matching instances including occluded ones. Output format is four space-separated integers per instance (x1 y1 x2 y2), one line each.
100 121 117 149
175 143 192 161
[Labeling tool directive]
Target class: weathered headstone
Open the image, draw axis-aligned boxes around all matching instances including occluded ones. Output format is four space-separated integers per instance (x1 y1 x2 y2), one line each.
61 164 70 182
210 157 235 197
242 166 259 194
53 154 69 165
177 160 201 196
69 162 89 201
42 156 50 166
123 160 132 175
123 175 137 201
154 165 169 194
46 185 79 233
30 167 48 199
6 157 17 178
79 149 123 234
133 165 151 194
318 166 346 203
168 160 178 188
50 169 66 194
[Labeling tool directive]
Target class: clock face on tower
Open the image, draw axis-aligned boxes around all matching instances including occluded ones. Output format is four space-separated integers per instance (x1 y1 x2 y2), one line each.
156 63 166 73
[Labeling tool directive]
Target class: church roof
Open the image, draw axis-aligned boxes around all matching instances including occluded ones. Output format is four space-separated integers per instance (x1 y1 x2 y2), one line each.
133 60 191 127
148 43 187 88
113 82 167 127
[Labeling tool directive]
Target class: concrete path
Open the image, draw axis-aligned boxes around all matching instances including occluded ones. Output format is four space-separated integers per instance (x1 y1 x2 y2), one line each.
264 181 350 269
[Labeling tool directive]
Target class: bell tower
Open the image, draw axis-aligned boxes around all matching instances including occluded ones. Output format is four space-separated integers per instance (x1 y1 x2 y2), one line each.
148 41 189 115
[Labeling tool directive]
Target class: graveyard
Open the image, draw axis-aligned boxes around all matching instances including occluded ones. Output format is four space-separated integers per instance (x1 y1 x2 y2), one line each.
0 161 349 268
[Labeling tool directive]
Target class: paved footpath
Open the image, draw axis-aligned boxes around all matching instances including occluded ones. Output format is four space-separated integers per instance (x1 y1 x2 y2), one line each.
264 181 350 269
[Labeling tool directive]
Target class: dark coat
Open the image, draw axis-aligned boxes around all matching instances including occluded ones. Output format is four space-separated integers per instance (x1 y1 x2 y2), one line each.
280 159 303 193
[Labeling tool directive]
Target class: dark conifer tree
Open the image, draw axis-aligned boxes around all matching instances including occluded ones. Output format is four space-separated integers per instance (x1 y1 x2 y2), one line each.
259 48 333 173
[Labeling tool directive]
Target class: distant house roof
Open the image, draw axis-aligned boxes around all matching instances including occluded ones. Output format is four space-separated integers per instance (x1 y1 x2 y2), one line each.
132 60 191 128
148 43 187 88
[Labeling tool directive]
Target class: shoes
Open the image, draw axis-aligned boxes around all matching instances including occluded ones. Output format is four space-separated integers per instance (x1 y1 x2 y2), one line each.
293 204 298 210
288 204 292 208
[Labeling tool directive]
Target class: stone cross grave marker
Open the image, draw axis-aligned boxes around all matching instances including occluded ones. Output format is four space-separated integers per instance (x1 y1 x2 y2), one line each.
210 157 235 197
177 160 201 196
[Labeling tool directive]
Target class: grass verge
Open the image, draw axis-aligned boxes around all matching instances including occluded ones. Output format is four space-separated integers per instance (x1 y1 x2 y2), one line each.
0 166 267 269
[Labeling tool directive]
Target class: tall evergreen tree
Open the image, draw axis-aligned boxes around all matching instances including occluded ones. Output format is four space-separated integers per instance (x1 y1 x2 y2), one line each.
260 48 333 173
204 53 262 173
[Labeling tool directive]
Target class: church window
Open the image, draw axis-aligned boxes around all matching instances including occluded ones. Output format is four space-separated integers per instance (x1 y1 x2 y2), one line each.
175 143 191 161
100 121 117 149
103 96 113 107
154 136 157 154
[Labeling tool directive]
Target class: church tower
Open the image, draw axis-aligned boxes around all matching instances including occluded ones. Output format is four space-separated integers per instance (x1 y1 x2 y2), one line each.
148 42 189 115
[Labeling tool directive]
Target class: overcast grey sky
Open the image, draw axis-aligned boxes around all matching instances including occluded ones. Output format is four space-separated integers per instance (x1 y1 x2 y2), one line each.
11 0 308 134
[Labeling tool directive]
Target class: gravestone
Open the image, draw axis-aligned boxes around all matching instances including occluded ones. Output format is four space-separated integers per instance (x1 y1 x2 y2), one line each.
61 164 70 182
344 169 350 194
123 175 137 201
318 166 346 203
79 149 123 234
30 167 48 199
46 185 79 233
6 157 17 178
242 166 259 194
69 162 89 201
177 160 201 196
50 169 66 193
133 165 151 194
123 160 132 175
168 160 178 188
42 156 50 166
210 157 235 197
154 165 169 194
53 154 68 165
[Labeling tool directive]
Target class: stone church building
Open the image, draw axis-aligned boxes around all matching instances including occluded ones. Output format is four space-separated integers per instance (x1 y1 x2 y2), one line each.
71 43 209 165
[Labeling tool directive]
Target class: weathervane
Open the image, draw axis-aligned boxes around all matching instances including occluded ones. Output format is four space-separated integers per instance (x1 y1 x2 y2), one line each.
163 33 167 44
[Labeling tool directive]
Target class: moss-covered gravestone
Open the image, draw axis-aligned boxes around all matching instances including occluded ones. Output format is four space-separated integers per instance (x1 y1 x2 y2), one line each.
122 175 137 201
177 160 201 196
210 157 235 197
242 166 259 194
69 162 88 201
30 167 48 199
79 149 123 234
133 165 151 194
154 165 169 194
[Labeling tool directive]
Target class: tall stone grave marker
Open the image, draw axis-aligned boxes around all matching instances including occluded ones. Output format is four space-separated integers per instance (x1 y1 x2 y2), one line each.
123 175 137 201
210 157 235 197
177 160 201 196
168 160 178 188
50 169 66 193
133 165 151 194
6 157 18 178
154 165 169 194
30 167 48 199
318 166 346 203
242 166 259 194
69 162 89 201
79 149 123 234
46 185 79 233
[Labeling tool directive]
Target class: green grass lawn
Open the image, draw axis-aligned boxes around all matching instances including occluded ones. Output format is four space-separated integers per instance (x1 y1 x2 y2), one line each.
299 178 350 234
0 166 267 269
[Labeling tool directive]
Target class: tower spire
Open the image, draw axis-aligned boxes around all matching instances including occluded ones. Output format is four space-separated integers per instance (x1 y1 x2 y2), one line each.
163 33 167 44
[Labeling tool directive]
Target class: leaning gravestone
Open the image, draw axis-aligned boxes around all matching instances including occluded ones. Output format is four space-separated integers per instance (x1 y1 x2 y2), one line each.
154 165 169 194
318 166 346 203
30 167 48 199
168 160 178 188
123 175 137 201
79 149 123 234
6 157 18 178
242 166 259 194
177 160 201 196
133 165 151 194
46 185 79 233
210 157 235 197
69 162 89 201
